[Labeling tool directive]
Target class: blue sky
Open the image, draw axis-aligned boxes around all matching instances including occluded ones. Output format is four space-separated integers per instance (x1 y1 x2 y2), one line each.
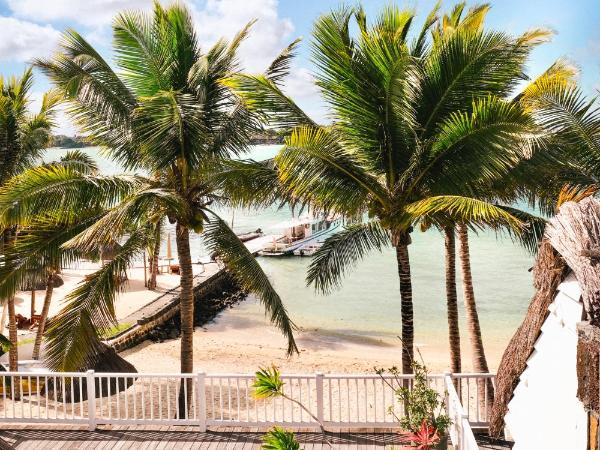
0 0 597 135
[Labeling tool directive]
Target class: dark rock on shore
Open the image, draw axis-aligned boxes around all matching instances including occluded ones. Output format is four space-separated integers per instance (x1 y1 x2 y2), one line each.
146 280 248 343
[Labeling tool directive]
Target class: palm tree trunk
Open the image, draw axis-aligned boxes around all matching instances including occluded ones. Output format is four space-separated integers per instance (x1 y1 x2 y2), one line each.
394 233 414 374
30 290 35 321
32 272 54 360
7 296 17 371
457 223 494 411
175 224 194 417
444 226 461 376
148 228 160 290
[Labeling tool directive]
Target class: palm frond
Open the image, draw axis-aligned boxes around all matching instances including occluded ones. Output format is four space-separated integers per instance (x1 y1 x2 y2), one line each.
0 212 100 301
252 366 284 399
261 427 300 450
411 1 440 57
34 30 137 169
61 188 186 253
0 334 11 353
418 28 541 137
307 221 390 294
44 225 152 371
277 126 386 214
265 38 302 85
421 97 538 195
404 196 523 231
495 205 546 254
212 159 294 209
223 74 316 131
0 166 145 226
135 90 207 170
57 149 99 174
522 82 600 179
203 214 298 355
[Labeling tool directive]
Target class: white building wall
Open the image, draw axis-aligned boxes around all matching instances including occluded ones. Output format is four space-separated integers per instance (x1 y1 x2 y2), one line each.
504 273 588 450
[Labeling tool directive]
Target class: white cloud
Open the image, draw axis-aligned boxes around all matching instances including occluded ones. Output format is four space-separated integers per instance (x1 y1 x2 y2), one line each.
7 0 308 132
0 17 60 62
7 0 151 27
283 65 328 123
190 0 295 72
7 0 296 72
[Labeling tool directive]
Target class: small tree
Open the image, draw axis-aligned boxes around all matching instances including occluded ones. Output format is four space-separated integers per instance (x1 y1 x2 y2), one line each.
376 361 450 443
253 366 330 447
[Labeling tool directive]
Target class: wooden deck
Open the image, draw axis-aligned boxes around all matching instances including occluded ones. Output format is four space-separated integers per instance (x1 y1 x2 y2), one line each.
0 425 513 449
0 425 403 449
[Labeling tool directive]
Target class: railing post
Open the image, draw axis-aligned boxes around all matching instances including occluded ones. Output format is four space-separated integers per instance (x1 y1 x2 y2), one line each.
443 371 451 417
315 373 324 426
197 372 206 432
460 412 469 450
86 370 96 431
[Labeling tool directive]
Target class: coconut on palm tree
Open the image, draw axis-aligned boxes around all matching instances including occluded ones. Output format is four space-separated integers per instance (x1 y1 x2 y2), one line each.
225 3 548 373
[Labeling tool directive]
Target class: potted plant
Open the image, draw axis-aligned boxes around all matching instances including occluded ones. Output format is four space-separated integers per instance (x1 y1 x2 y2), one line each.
261 427 302 450
253 366 331 448
376 361 450 449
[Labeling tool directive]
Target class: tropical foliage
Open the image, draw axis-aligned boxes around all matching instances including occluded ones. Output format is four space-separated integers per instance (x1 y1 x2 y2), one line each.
0 2 298 384
227 2 551 373
376 361 450 435
0 68 59 370
253 366 329 441
261 427 301 450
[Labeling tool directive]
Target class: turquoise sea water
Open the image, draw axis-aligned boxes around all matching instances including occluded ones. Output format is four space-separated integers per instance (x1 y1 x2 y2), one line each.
46 146 535 366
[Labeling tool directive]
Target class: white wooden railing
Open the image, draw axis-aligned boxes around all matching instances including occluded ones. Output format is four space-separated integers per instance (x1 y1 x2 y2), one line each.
445 373 488 450
0 370 493 443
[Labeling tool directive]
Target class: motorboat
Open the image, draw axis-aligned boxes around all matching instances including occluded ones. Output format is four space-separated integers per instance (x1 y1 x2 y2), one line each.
259 214 342 256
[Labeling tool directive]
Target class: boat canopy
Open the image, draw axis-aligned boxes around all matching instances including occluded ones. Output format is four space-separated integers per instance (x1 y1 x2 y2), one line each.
268 215 322 230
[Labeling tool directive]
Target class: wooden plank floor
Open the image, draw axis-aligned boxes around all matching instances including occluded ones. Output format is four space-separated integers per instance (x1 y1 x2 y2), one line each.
0 425 404 449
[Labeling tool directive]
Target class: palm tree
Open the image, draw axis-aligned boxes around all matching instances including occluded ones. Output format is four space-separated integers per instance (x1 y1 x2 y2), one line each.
0 3 297 414
428 1 494 377
226 3 545 373
0 68 58 370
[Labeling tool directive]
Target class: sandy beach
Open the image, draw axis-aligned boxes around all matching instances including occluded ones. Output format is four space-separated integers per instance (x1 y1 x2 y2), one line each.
122 295 509 375
0 261 207 341
2 257 511 374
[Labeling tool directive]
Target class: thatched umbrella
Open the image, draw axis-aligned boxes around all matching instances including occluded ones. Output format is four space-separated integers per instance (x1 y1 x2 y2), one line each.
42 343 137 403
99 240 123 263
22 273 64 292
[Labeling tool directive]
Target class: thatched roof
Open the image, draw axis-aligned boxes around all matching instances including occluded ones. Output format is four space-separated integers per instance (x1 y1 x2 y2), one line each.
42 343 137 403
490 197 600 436
100 240 122 261
22 273 64 291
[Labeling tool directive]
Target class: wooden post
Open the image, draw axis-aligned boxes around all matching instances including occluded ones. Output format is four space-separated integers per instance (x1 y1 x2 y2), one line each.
143 251 147 288
30 290 35 320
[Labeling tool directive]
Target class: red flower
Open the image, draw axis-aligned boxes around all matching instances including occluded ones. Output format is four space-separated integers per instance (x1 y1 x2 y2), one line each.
400 420 440 449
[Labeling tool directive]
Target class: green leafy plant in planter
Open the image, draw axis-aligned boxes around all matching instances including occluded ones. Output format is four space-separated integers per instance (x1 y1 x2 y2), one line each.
376 361 450 450
262 427 302 450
